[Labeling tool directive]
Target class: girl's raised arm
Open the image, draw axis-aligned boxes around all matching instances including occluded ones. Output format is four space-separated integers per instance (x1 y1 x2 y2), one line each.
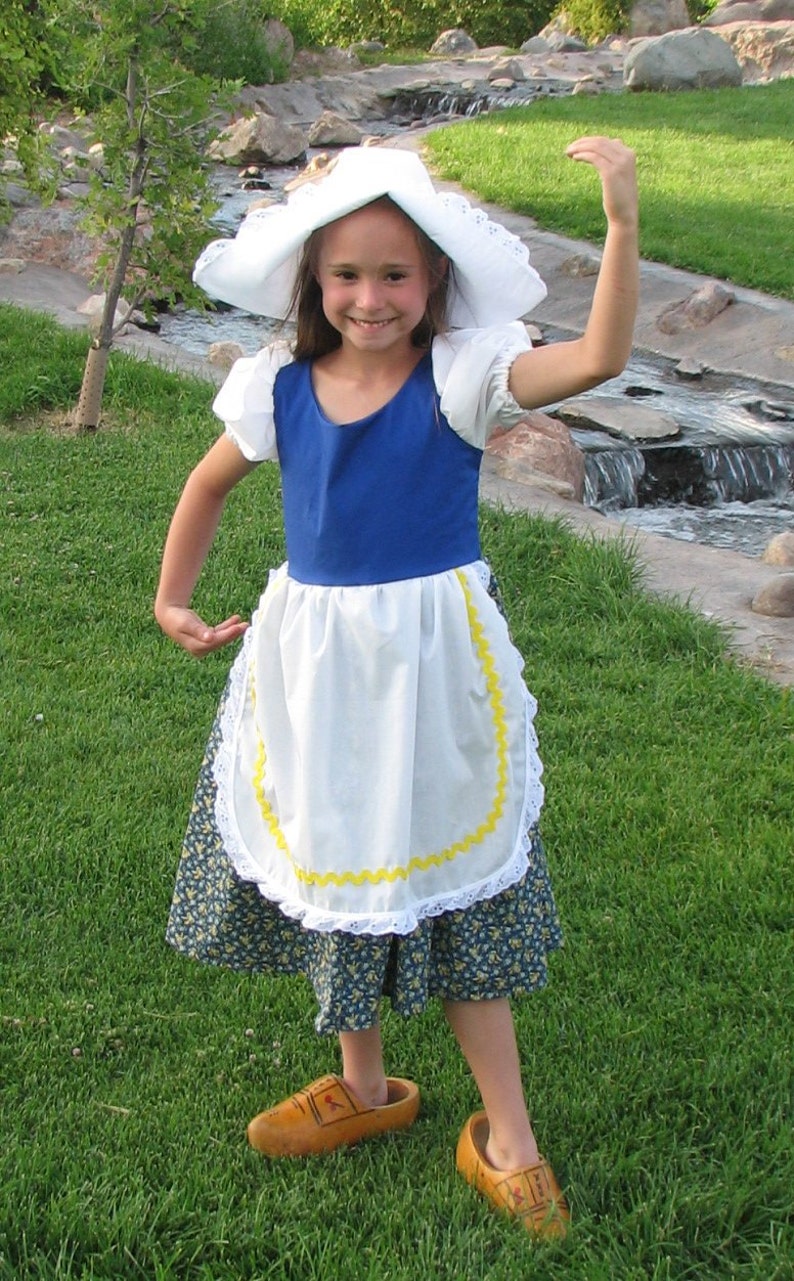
155 435 258 657
508 136 639 411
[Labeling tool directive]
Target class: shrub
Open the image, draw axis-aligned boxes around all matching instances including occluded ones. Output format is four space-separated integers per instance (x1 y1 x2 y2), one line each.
182 0 291 85
268 0 558 51
553 0 626 42
555 0 719 44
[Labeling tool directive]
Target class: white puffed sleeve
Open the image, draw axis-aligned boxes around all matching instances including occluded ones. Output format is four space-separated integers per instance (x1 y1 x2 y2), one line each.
211 340 295 462
431 322 534 449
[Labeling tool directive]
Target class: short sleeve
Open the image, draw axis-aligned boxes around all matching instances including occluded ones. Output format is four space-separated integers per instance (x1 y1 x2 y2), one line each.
212 340 294 462
431 322 533 449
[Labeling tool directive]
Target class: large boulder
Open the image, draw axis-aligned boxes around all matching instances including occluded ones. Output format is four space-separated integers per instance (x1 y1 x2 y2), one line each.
430 29 478 56
628 0 691 37
712 20 794 81
752 574 794 617
761 532 794 566
208 113 307 166
486 412 586 501
262 17 294 69
705 0 794 23
307 111 364 147
624 27 743 89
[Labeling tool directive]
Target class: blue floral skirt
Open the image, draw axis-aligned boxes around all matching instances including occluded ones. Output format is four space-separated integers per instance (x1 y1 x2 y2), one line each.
166 577 563 1036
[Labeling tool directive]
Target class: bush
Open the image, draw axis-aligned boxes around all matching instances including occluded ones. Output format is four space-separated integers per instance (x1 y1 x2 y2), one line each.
182 0 291 85
554 0 719 44
269 0 558 51
553 0 626 42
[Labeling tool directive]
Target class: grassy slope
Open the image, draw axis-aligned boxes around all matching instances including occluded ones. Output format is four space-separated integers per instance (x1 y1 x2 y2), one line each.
425 81 794 299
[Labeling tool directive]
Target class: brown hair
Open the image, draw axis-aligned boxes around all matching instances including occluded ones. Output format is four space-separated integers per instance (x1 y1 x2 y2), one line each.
287 197 451 362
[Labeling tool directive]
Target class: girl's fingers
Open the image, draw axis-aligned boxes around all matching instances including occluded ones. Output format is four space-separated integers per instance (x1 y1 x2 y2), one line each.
565 136 638 223
158 606 248 657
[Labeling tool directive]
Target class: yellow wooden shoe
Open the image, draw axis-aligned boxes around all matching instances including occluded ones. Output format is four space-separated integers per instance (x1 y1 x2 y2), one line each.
247 1073 420 1157
456 1112 569 1239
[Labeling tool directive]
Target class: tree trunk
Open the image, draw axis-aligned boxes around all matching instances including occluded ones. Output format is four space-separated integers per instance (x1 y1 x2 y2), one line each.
71 51 147 432
74 343 110 432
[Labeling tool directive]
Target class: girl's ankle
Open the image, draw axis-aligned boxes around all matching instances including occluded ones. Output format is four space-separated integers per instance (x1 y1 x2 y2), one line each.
343 1074 389 1109
483 1129 540 1172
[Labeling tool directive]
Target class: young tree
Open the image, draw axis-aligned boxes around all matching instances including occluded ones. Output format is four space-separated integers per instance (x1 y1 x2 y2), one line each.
57 0 224 429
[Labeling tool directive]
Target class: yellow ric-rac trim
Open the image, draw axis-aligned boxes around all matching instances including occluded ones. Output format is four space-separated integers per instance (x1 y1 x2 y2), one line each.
251 569 509 887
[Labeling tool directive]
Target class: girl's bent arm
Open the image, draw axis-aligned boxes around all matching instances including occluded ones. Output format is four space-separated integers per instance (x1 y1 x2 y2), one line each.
508 136 639 412
155 434 258 657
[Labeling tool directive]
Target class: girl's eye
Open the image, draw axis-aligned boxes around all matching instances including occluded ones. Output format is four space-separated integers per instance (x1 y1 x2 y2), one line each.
386 271 406 282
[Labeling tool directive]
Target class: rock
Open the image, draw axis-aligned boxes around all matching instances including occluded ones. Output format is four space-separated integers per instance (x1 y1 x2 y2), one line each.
263 18 294 69
573 77 603 93
674 357 707 379
521 36 552 54
761 532 794 566
430 29 478 56
705 0 794 24
209 341 246 370
208 113 307 166
489 78 517 91
752 574 794 616
0 258 26 274
558 395 680 440
710 20 794 82
37 121 89 153
59 145 86 164
561 252 601 277
488 58 526 81
0 201 102 275
624 27 743 90
291 47 360 77
546 31 590 52
349 40 385 56
629 0 691 36
77 292 131 335
657 283 735 334
87 142 105 170
486 411 586 501
307 111 364 146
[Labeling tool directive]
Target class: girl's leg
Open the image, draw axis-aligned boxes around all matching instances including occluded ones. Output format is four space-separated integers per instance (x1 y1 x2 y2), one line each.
339 1024 389 1107
444 996 539 1171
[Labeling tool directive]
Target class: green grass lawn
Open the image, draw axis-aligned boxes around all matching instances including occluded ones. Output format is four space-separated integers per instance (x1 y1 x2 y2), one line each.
1 307 792 1278
425 81 794 300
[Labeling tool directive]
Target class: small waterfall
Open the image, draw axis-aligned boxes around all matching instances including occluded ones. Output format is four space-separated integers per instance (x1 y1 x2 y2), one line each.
388 88 540 124
584 442 793 511
699 444 793 503
584 447 645 509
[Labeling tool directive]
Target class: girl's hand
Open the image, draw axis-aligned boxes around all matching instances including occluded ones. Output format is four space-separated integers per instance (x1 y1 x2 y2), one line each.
156 604 249 658
566 135 638 230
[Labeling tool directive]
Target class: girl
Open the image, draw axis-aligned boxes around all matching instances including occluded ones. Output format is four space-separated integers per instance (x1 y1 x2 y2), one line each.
156 140 638 1239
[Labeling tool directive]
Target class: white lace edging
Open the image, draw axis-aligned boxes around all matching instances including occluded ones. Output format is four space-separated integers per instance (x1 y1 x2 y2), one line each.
211 619 544 937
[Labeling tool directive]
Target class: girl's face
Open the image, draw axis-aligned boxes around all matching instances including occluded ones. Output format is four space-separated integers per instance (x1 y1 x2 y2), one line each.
314 203 440 357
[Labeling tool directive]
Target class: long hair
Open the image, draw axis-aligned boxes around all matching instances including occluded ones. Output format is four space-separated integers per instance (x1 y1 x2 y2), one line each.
288 198 451 362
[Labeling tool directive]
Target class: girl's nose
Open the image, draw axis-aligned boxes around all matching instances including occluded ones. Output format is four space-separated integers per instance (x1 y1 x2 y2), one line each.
356 277 384 310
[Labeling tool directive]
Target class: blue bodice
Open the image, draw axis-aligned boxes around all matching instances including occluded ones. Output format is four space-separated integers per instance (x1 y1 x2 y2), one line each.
273 354 483 586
